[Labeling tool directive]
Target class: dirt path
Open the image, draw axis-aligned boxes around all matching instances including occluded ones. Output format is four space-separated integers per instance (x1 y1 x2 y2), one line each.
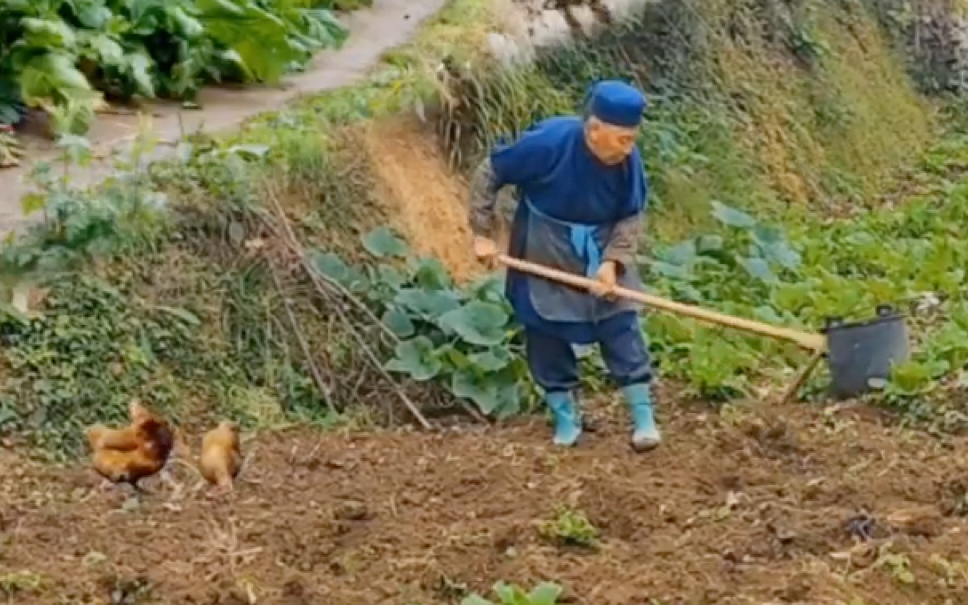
0 0 447 235
2 397 967 604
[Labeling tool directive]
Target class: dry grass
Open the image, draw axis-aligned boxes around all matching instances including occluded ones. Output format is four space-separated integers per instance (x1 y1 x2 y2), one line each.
712 1 933 211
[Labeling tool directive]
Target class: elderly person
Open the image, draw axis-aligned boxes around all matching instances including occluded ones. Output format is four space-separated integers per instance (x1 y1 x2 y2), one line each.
468 80 659 451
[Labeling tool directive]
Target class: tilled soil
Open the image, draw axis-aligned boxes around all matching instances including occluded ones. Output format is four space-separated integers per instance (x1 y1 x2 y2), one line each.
2 396 968 604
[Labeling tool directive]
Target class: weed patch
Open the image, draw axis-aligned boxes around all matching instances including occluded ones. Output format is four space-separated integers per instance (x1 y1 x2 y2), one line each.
536 504 600 550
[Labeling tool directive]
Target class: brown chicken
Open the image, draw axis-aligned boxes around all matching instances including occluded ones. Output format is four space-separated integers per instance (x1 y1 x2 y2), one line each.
86 400 151 449
85 400 175 492
199 421 242 496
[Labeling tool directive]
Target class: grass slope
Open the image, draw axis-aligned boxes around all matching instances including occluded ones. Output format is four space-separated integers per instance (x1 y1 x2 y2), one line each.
0 0 965 458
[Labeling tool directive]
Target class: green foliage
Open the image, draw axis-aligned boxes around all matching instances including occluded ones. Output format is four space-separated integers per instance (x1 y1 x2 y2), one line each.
312 227 535 418
0 0 349 134
636 144 968 425
0 133 336 457
0 274 231 456
0 134 170 289
642 200 806 400
461 582 563 605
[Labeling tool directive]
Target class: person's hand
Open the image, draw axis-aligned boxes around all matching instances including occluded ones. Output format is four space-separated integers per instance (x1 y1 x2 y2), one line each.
473 236 500 267
589 260 618 299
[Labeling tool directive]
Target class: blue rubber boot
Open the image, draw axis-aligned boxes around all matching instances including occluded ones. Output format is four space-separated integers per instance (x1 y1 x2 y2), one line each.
545 390 581 447
622 383 661 452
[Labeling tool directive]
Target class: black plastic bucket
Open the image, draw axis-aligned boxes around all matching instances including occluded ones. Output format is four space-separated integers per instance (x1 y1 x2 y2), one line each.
823 305 910 399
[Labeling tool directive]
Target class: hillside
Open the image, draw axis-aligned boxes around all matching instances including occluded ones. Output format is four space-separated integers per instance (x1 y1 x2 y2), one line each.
1 0 968 603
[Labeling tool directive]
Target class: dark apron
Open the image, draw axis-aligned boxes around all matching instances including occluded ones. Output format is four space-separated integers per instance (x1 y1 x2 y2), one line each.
522 197 644 323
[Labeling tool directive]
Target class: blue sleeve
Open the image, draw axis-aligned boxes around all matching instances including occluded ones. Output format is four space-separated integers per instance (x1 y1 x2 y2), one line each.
489 123 556 189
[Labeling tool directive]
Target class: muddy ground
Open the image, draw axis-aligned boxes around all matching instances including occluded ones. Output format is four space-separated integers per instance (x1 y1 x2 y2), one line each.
1 393 967 605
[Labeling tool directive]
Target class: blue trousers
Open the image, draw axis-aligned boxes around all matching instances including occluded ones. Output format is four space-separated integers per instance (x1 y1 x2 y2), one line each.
525 322 653 392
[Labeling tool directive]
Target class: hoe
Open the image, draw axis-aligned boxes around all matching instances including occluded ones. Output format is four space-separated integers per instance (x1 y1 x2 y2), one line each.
498 255 910 401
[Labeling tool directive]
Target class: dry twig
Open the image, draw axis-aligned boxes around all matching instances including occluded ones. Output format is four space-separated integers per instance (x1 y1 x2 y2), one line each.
259 193 433 430
268 263 337 414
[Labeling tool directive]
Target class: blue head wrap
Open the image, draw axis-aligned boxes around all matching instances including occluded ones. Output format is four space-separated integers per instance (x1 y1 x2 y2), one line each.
585 80 646 128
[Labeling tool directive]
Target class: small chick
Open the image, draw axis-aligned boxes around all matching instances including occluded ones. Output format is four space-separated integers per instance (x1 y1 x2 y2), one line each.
199 421 242 496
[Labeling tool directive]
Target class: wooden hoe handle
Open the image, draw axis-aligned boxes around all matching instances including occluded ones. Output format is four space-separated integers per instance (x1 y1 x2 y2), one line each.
497 255 827 352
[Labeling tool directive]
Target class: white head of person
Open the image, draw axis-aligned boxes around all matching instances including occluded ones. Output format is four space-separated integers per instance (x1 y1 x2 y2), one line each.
582 80 646 166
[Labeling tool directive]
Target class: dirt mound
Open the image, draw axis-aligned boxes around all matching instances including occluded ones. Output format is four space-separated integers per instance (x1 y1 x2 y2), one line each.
2 397 967 604
365 119 484 282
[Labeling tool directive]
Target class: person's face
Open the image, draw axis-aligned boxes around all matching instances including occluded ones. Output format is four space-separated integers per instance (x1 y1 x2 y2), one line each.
585 119 638 165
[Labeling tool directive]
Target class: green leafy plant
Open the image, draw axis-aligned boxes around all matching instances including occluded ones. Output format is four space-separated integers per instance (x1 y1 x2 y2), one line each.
877 548 916 585
0 133 171 297
462 582 563 605
536 504 599 549
311 227 535 418
0 0 349 134
641 201 806 399
637 180 968 424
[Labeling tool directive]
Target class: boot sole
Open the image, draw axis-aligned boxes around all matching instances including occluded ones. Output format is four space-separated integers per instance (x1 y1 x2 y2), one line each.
631 439 660 453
